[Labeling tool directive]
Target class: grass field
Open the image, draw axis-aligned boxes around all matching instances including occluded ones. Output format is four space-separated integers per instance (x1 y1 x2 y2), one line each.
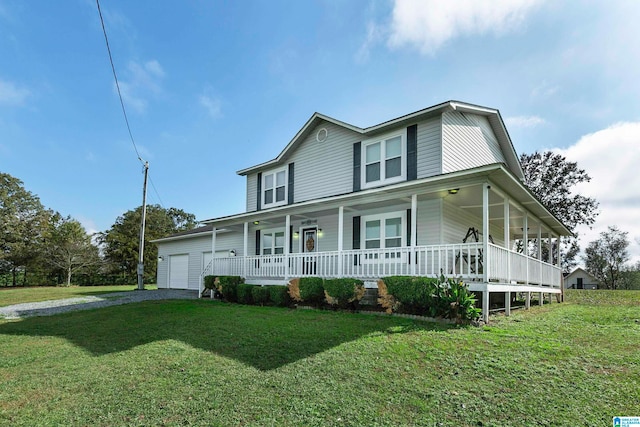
0 285 158 307
0 289 639 426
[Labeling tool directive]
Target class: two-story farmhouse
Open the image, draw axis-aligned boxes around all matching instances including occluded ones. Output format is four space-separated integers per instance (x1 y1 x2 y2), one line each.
154 101 571 322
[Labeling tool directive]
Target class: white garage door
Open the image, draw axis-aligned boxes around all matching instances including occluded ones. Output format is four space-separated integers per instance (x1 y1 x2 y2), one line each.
169 254 189 289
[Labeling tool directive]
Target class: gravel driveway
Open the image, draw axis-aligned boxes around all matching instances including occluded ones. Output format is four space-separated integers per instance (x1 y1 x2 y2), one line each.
0 289 198 320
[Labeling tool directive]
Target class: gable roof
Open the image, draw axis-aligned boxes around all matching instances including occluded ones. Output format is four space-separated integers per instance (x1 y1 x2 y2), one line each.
236 100 524 180
565 267 601 284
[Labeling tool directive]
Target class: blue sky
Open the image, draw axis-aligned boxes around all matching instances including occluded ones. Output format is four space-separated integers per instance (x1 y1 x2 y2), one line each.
1 0 639 262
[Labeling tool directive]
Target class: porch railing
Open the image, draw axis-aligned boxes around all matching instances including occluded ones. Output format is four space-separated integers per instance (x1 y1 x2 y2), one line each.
205 242 562 289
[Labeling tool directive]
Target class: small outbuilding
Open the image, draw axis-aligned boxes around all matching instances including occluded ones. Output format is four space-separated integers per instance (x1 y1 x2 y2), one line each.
564 267 600 290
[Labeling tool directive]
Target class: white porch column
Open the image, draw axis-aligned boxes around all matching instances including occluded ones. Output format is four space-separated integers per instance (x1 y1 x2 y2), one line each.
482 184 490 283
411 194 418 276
537 224 543 285
525 292 531 309
504 198 510 283
557 235 561 267
211 227 217 299
285 215 291 280
523 212 529 285
539 292 544 306
338 206 344 276
243 222 248 279
548 233 553 264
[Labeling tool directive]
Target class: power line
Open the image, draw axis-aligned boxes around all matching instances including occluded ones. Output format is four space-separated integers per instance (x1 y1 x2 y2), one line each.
96 0 144 165
148 175 165 208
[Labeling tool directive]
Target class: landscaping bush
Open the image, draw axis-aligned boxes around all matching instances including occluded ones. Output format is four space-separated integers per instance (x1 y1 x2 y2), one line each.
299 277 325 305
270 285 291 307
323 278 365 308
288 277 324 305
378 275 480 321
379 276 439 314
203 275 216 290
251 286 270 306
440 277 481 322
236 283 255 305
216 276 244 302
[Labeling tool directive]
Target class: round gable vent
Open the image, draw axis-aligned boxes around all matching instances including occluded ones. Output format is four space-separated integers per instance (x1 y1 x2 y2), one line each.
316 127 328 143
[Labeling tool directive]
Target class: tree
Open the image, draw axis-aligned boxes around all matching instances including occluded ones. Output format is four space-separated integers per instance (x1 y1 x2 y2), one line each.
0 173 50 286
99 205 197 282
619 262 640 290
584 226 630 290
46 215 101 286
520 151 599 271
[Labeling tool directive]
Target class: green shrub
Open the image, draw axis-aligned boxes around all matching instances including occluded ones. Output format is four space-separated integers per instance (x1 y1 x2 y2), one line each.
236 283 254 305
382 276 439 314
379 275 480 321
270 285 291 307
323 278 365 308
251 286 270 305
203 275 216 290
440 277 481 322
216 276 244 302
299 277 325 305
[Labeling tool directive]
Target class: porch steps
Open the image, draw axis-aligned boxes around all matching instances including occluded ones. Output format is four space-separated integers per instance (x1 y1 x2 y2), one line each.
360 288 379 306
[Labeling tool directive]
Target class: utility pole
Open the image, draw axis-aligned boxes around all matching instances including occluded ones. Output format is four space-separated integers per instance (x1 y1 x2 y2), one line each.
137 161 149 290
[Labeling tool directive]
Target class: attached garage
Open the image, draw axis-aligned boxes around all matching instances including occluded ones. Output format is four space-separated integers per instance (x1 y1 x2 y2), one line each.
168 254 189 289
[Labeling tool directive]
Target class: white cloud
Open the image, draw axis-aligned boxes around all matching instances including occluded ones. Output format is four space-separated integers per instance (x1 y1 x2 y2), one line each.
199 92 222 119
118 60 165 113
505 115 546 128
556 122 640 263
0 79 30 106
356 21 385 63
387 0 542 54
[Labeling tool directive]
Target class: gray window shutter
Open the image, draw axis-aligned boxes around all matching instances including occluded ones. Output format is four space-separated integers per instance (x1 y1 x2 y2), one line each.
288 162 294 205
352 216 361 266
256 173 262 211
353 142 361 192
255 230 261 255
407 124 417 181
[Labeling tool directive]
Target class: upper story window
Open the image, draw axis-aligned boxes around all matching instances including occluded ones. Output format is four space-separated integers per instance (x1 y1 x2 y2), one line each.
362 132 405 189
262 167 287 208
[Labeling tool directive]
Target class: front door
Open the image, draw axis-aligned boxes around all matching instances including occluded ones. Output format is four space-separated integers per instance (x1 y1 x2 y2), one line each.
302 227 317 275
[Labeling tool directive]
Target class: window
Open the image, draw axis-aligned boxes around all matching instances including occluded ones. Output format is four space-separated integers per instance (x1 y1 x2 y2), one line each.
262 168 287 208
361 212 406 261
262 230 285 256
362 133 405 188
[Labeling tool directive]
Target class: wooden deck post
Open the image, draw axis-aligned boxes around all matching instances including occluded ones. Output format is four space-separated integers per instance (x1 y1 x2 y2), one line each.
539 292 543 306
525 292 531 309
505 292 511 316
482 291 490 323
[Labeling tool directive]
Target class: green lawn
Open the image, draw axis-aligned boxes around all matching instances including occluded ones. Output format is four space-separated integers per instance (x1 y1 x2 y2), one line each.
0 285 158 307
0 290 639 426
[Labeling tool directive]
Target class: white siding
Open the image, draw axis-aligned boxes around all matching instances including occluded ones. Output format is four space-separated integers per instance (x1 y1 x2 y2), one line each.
416 198 442 245
442 200 504 246
288 122 361 202
416 116 442 179
441 111 506 174
156 232 244 290
246 173 258 212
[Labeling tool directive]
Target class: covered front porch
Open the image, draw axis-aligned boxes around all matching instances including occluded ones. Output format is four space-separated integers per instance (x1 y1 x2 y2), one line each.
201 166 568 322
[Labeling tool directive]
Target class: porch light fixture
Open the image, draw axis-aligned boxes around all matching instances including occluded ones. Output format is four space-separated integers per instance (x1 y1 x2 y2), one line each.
253 221 260 225
317 228 323 237
229 249 236 257
448 188 460 195
293 231 299 238
158 256 164 262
